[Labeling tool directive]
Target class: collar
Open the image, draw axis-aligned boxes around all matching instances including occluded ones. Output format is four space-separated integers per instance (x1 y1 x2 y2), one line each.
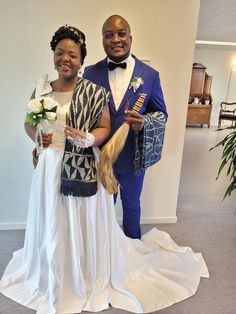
107 54 134 65
35 74 53 97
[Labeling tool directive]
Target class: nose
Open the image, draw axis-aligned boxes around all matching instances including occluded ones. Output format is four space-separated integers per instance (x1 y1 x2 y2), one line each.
111 33 121 42
62 54 70 62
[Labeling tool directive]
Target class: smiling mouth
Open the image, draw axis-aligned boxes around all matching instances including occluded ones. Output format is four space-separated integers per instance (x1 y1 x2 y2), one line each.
59 63 71 69
112 46 123 51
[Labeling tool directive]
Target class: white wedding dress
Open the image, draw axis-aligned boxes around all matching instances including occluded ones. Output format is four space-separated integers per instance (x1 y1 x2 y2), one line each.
0 90 209 314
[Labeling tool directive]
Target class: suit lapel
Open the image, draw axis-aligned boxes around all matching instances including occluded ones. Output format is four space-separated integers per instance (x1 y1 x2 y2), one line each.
99 59 117 111
99 59 110 90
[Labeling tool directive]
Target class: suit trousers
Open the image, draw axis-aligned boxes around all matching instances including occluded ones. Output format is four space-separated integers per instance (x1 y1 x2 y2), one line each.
114 170 145 239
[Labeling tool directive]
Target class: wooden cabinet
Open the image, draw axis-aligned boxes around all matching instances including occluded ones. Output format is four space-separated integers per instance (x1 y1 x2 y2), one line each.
189 63 213 104
186 104 212 127
190 63 206 95
187 63 213 127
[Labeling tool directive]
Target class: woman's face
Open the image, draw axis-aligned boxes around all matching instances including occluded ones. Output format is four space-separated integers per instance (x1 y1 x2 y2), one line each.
54 38 82 80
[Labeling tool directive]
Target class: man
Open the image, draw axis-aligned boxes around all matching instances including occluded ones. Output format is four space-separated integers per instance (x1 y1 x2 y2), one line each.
83 15 167 239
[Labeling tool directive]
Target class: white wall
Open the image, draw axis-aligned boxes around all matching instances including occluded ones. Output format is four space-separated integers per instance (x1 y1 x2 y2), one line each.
194 44 236 126
0 0 200 229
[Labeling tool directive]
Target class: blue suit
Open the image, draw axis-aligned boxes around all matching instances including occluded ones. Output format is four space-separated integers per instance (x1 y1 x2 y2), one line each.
83 55 167 239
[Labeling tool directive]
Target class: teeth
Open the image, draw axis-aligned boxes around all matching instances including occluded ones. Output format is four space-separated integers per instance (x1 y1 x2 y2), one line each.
60 64 70 68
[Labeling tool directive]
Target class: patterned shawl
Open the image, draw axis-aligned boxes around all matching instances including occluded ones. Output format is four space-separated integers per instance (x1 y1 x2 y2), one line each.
134 111 166 175
60 78 109 197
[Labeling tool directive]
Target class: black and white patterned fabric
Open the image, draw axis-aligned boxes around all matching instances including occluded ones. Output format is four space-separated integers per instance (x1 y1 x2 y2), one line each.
60 78 109 197
134 111 166 175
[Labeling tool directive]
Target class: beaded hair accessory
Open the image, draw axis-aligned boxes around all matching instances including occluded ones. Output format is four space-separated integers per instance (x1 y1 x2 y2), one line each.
51 24 85 49
63 24 84 45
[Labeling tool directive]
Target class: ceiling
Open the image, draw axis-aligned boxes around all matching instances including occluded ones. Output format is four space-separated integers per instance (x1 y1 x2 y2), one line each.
197 0 236 43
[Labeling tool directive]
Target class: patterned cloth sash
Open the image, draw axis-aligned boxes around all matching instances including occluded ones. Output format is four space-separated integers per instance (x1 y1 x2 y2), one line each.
134 111 166 175
60 78 109 197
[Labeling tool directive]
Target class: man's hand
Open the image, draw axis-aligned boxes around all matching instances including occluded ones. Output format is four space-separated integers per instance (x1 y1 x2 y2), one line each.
125 109 144 132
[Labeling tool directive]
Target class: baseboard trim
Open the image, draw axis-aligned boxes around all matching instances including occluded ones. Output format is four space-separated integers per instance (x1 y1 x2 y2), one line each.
0 222 26 230
0 216 177 231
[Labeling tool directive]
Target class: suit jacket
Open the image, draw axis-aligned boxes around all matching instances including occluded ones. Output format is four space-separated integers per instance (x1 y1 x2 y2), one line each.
83 55 167 174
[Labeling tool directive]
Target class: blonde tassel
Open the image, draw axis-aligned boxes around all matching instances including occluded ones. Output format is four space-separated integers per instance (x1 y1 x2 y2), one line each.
98 123 130 194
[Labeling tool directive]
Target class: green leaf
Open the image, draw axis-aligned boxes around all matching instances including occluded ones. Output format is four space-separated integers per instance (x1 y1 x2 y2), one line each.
212 126 236 201
25 114 31 123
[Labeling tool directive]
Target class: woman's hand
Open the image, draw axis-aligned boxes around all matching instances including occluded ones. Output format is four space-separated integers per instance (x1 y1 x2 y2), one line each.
40 132 53 147
64 125 95 148
64 125 86 140
24 122 52 147
64 104 110 148
124 109 144 132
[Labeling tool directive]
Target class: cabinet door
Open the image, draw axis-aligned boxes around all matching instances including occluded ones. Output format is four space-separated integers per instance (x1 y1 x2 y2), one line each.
186 105 212 126
190 68 206 95
203 74 212 95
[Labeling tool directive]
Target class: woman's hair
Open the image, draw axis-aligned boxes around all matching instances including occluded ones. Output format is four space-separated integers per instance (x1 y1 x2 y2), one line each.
50 25 87 64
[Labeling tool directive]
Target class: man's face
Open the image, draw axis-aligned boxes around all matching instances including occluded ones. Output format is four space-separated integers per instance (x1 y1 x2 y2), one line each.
102 17 132 62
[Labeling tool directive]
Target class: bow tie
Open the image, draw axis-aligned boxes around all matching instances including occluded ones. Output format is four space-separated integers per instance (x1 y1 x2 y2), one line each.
107 61 127 71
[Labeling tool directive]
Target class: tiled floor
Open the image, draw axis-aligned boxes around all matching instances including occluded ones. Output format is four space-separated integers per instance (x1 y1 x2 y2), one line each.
179 125 233 198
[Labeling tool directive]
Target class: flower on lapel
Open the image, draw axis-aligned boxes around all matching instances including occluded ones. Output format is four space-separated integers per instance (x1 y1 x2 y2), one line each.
129 77 144 93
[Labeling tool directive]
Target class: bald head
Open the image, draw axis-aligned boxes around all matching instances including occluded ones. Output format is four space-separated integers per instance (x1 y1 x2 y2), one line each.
102 15 131 34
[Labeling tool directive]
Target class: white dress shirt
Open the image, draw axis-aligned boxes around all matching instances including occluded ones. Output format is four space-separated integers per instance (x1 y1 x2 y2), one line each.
107 55 135 110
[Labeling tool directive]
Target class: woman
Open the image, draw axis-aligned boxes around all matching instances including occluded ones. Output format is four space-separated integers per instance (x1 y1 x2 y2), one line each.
0 26 209 314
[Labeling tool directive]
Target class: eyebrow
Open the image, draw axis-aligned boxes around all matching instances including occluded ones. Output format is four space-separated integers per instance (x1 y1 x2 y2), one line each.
55 48 78 54
104 29 126 32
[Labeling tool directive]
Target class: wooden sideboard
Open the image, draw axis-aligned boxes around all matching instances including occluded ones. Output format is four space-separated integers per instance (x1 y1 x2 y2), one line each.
186 104 212 127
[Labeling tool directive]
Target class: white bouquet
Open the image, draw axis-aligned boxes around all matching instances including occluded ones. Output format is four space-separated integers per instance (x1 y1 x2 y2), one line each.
25 97 58 126
25 97 59 153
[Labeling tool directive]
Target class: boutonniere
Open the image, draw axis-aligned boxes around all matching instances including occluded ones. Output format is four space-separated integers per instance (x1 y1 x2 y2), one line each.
129 77 144 93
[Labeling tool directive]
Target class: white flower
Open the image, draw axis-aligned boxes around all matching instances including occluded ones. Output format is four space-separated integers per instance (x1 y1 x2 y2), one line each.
43 97 58 110
27 98 42 113
25 97 59 127
45 111 57 120
129 77 144 93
